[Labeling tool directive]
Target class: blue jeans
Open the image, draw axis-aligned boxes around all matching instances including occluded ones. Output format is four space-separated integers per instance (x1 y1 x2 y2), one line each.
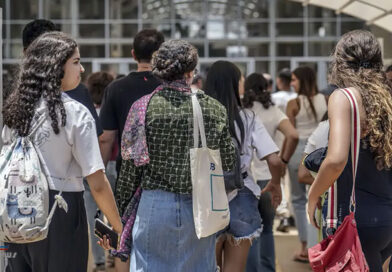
246 180 276 272
288 139 308 243
131 190 217 272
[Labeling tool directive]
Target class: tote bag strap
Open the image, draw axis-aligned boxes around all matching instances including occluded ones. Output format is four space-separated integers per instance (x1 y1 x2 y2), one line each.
340 88 361 213
191 89 207 148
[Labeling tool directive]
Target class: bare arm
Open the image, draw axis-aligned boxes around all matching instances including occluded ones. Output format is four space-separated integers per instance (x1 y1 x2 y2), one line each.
86 170 122 234
298 154 315 185
286 99 299 127
278 119 299 162
307 91 351 226
99 130 116 166
261 152 283 209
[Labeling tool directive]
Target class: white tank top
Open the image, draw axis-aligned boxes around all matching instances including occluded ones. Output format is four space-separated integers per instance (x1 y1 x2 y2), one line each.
295 93 327 139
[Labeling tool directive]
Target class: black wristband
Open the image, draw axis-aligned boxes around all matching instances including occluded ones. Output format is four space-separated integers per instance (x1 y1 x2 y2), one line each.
281 157 289 164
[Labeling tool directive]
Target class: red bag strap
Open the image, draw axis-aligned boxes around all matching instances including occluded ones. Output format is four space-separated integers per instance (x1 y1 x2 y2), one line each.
340 88 361 212
326 88 360 234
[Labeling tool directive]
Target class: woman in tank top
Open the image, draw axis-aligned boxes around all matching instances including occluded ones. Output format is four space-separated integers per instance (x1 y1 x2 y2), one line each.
307 30 392 272
286 66 327 262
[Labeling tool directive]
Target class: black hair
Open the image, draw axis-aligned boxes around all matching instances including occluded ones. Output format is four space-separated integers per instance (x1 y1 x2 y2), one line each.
386 65 392 73
243 73 274 109
133 29 165 63
278 68 292 87
22 19 59 50
204 61 245 145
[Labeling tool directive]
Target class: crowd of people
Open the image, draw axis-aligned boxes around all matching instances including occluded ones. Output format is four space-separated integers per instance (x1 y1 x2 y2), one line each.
0 19 391 272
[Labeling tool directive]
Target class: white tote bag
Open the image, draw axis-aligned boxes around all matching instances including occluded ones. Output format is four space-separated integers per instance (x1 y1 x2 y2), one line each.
190 91 230 239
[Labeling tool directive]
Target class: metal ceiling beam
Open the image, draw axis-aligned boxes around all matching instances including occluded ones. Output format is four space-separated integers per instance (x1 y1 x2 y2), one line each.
336 0 355 14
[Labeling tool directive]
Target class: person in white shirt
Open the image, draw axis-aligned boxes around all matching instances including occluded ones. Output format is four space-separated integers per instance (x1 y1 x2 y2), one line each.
2 32 122 272
205 61 283 272
272 68 297 113
286 66 327 263
243 73 299 272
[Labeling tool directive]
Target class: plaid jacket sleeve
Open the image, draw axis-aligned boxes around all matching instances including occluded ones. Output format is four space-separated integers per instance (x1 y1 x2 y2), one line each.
115 159 144 216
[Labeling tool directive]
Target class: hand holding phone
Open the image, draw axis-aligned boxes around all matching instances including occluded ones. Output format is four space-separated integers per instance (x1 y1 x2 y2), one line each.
94 218 119 250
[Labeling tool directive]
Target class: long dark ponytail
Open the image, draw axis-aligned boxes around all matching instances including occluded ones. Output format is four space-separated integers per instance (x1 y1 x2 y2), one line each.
204 61 245 145
292 66 319 122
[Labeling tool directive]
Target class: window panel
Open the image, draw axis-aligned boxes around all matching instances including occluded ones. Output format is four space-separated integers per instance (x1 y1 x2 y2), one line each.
208 1 239 20
110 44 132 58
142 22 172 39
10 0 38 19
341 21 368 34
79 0 104 19
308 41 336 56
255 61 269 75
276 0 303 18
308 6 335 18
173 21 206 39
242 0 269 19
43 0 71 19
79 44 105 58
276 23 303 36
79 24 105 38
142 0 171 20
245 22 269 37
174 1 203 20
308 22 336 37
110 24 138 39
110 0 138 19
277 43 303 56
244 42 269 57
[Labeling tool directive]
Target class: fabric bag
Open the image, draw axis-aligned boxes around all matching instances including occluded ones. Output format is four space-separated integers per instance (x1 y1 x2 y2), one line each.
308 88 369 272
190 91 230 239
0 115 68 243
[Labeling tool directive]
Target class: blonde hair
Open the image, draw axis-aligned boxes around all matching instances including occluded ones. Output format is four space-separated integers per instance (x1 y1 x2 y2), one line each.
330 30 392 170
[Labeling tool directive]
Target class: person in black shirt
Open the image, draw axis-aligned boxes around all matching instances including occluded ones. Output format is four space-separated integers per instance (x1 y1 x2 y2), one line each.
21 19 102 137
99 29 164 172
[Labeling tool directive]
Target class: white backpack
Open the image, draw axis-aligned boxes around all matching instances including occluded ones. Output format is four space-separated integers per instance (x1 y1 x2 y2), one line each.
0 115 68 243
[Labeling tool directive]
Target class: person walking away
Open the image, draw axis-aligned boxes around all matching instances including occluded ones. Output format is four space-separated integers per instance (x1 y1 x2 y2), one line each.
85 71 115 271
205 61 283 272
308 29 392 272
116 40 236 271
98 29 164 271
286 66 327 262
243 73 298 272
2 31 122 272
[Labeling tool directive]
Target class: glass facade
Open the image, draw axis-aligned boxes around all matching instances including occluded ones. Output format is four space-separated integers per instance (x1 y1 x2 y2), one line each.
1 0 391 84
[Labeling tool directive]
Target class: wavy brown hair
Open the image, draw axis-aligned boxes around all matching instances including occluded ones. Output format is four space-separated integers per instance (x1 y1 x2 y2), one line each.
329 29 392 170
292 66 319 122
3 32 77 136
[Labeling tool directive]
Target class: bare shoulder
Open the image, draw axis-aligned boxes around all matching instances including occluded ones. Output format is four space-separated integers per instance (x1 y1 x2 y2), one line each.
286 98 299 115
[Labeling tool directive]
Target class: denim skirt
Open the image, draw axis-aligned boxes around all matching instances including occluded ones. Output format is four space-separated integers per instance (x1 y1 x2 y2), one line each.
130 190 217 272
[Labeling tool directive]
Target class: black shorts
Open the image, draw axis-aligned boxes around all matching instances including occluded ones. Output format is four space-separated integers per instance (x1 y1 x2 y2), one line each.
5 190 88 272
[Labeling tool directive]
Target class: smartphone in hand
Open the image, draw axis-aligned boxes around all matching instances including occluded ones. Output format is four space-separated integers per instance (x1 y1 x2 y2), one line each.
94 218 118 249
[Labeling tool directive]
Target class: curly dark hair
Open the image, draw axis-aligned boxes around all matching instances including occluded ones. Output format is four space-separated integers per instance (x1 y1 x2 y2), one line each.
243 73 274 109
3 31 77 136
329 29 392 170
152 40 198 81
87 72 114 106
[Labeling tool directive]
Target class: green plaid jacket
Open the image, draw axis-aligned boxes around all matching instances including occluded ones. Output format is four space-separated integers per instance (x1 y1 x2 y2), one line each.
115 88 235 215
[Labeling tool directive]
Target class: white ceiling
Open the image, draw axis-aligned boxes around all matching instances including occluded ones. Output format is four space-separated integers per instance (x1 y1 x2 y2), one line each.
290 0 392 32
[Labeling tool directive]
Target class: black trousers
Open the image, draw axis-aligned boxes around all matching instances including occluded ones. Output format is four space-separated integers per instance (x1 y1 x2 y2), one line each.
5 190 88 272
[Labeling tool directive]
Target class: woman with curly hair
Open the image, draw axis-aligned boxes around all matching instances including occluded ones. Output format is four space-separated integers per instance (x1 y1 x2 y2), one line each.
116 40 236 271
2 31 122 271
307 30 392 271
